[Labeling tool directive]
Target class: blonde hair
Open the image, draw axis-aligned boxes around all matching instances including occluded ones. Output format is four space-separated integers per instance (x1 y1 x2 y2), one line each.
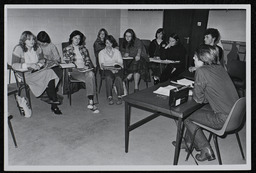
195 44 219 65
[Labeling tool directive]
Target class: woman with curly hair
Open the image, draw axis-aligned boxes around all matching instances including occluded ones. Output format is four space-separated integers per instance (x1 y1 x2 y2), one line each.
12 31 62 115
63 30 99 113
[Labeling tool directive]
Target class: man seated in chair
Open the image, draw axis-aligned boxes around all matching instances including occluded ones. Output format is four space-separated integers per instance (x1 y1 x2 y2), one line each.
172 44 239 162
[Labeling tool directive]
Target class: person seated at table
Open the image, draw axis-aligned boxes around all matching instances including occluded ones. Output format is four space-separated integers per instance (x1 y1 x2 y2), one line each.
98 35 124 105
120 28 150 92
63 30 99 113
159 33 187 82
173 44 239 162
12 31 62 115
149 28 167 85
93 28 108 71
189 28 224 72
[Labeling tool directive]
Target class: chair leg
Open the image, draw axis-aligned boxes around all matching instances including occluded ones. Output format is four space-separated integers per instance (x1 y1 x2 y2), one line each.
26 87 32 109
8 115 18 148
146 81 148 88
208 133 213 142
213 134 222 165
185 127 200 162
69 83 72 106
99 77 103 93
235 132 245 160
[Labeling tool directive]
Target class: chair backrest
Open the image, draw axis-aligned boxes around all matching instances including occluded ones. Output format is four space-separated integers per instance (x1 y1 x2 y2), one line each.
221 97 246 134
62 42 69 50
141 39 151 55
227 60 246 81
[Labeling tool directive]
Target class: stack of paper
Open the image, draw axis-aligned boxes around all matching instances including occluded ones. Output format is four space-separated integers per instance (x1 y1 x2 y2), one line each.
177 78 194 87
153 85 178 96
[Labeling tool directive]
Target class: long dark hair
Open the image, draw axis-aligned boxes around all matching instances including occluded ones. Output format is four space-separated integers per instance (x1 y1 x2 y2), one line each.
122 29 136 49
68 30 85 45
97 28 108 39
19 31 38 52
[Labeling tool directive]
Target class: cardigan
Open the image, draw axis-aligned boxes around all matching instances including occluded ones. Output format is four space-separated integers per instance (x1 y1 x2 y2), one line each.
98 48 123 70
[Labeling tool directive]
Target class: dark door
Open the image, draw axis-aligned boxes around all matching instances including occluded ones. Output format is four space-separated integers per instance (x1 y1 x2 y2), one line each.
163 9 209 68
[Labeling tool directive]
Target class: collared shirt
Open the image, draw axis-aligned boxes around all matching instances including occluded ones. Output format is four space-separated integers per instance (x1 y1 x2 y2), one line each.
193 65 239 115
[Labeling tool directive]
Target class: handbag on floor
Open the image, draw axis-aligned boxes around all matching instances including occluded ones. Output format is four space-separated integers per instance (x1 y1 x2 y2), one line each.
15 94 32 118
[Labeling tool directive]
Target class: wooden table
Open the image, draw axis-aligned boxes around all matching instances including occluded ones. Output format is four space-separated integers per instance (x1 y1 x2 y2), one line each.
123 81 204 165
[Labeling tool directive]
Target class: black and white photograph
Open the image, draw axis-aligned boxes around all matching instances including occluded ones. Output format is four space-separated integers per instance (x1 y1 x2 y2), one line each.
4 4 251 171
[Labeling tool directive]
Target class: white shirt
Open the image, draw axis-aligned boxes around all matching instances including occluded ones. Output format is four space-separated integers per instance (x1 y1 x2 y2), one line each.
73 46 84 68
98 48 123 70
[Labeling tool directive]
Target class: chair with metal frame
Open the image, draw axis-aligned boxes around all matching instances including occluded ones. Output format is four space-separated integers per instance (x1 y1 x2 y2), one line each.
7 76 19 148
8 64 32 110
185 97 246 165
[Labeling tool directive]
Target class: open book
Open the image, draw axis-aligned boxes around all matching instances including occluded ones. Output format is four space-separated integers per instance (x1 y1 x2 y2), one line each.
149 58 180 64
59 63 76 69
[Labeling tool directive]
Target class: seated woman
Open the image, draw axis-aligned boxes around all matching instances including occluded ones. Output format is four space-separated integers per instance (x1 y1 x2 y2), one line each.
98 35 124 105
37 31 63 103
119 28 150 92
12 31 62 115
159 33 187 82
189 28 224 72
173 44 239 162
93 28 108 70
36 31 63 79
149 28 167 85
63 30 99 113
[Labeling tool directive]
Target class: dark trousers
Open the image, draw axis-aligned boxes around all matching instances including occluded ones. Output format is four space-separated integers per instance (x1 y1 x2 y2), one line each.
104 69 124 97
160 64 184 83
46 79 58 108
184 104 228 149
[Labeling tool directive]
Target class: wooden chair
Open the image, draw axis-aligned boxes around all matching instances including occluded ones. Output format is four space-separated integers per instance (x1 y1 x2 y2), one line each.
186 97 246 165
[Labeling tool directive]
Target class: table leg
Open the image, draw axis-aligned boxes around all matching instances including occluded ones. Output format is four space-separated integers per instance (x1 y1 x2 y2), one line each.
125 102 131 153
173 118 184 165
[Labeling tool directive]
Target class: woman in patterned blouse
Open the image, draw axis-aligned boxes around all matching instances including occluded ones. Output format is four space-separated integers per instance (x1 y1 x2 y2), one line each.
63 30 99 113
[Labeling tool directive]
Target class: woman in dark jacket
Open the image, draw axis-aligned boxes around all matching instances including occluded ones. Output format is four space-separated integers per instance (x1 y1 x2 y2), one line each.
159 33 187 82
149 28 167 85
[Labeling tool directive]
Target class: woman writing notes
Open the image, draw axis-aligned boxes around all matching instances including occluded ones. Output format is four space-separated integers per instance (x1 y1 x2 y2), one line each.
99 35 124 105
12 31 62 115
120 29 150 92
159 33 187 82
63 30 99 113
173 44 239 162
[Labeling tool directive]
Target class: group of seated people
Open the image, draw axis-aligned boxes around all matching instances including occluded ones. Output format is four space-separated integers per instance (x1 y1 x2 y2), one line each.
10 26 241 163
10 27 225 115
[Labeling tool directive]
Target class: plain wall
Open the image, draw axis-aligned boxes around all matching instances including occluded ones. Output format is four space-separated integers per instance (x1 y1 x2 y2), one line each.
6 8 247 83
7 8 121 66
120 10 163 40
207 10 246 42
